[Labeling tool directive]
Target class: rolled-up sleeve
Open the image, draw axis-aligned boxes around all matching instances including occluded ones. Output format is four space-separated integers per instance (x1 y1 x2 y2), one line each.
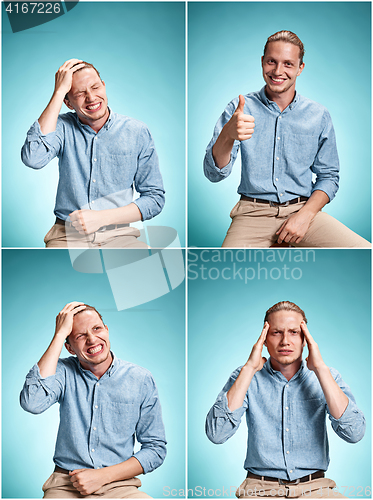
328 368 365 443
311 110 340 202
133 371 167 474
205 367 247 444
21 120 63 170
203 101 240 183
133 125 165 221
20 363 65 414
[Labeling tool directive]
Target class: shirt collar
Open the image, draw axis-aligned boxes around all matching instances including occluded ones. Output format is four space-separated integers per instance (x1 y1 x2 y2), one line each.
76 350 117 379
259 86 299 111
264 358 306 381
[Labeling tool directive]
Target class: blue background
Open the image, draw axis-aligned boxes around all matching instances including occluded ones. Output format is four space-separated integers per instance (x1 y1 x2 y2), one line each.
188 2 371 247
188 249 371 498
2 2 185 247
2 249 185 498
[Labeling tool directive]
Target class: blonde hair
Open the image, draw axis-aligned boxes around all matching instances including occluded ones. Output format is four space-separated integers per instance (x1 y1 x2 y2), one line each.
264 31 305 64
264 301 307 324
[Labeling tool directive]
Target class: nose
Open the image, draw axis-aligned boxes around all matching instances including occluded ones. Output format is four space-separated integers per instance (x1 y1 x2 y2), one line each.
85 332 96 344
85 90 95 102
280 333 290 345
273 63 283 75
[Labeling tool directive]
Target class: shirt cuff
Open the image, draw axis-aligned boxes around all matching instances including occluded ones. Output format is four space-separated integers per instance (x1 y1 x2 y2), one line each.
204 148 234 182
311 181 338 202
24 363 56 394
26 120 57 150
328 398 358 425
213 392 246 424
133 447 165 474
133 195 164 221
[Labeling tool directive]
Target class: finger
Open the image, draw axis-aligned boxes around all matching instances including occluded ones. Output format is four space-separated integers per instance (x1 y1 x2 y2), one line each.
300 321 312 342
71 63 87 73
240 114 255 123
61 302 85 313
276 221 287 236
69 468 85 476
236 94 245 113
63 59 84 69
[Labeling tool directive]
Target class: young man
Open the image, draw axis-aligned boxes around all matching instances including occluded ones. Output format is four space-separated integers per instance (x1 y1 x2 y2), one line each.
203 31 370 248
206 301 365 498
21 59 165 248
20 302 166 498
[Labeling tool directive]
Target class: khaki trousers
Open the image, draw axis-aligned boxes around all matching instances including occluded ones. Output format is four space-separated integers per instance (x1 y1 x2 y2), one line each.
42 472 151 498
236 477 347 498
44 224 149 249
222 200 370 248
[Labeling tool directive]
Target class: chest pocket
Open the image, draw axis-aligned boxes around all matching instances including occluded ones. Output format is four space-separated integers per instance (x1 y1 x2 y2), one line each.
102 402 139 434
284 132 319 165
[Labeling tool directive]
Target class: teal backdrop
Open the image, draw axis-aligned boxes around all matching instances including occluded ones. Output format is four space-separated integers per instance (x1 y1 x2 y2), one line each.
2 2 185 247
2 249 185 498
188 249 371 498
188 2 371 247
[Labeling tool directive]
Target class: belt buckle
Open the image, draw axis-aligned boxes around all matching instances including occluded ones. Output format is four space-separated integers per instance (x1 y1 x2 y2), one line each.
279 479 300 485
269 201 277 207
97 226 107 233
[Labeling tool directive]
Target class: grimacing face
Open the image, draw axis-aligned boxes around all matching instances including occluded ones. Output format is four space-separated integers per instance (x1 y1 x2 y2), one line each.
65 309 111 370
264 310 306 370
64 67 109 127
261 41 305 97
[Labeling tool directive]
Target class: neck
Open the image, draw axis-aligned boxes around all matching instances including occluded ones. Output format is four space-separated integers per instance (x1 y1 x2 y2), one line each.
269 356 302 381
265 85 296 113
80 352 113 379
81 109 110 133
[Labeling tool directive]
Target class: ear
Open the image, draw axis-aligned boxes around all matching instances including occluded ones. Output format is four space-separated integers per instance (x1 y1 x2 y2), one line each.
65 341 75 356
261 55 264 67
64 98 74 110
102 80 105 87
297 62 305 77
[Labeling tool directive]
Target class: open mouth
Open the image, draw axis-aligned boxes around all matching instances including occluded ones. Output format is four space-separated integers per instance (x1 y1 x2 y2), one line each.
86 102 102 112
86 344 104 356
269 76 286 84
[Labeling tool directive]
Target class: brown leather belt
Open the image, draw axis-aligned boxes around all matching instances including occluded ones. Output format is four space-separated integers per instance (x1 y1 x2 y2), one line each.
54 465 70 474
55 217 128 232
240 195 308 207
246 470 324 485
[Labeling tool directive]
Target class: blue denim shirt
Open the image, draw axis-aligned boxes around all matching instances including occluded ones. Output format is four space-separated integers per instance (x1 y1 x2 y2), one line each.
206 360 365 481
204 87 339 203
20 353 167 474
21 111 165 221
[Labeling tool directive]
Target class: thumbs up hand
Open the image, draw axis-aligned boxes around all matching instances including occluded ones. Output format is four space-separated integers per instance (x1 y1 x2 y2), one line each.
224 94 255 141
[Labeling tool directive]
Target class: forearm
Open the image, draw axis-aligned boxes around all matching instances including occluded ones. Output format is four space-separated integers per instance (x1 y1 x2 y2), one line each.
212 128 235 169
38 90 65 135
101 457 144 484
314 365 348 419
37 333 66 378
299 190 329 218
227 364 255 411
96 203 143 226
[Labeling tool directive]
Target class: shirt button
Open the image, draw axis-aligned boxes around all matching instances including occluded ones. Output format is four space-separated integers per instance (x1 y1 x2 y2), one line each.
93 427 96 430
286 384 289 388
276 157 279 160
286 428 289 432
92 200 95 204
92 449 95 452
96 383 99 386
286 451 290 454
279 116 282 119
285 407 289 410
277 137 280 140
94 158 97 162
96 467 100 469
95 405 98 409
94 137 97 140
280 193 283 197
275 178 279 181
290 470 293 473
92 179 96 183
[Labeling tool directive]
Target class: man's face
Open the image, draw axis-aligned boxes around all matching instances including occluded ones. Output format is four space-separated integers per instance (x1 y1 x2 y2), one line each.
65 309 111 371
265 310 305 369
261 41 305 96
64 68 109 127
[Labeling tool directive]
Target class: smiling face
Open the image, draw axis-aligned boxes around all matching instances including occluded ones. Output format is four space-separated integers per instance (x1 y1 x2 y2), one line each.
64 67 109 132
65 309 112 374
265 310 305 372
261 41 305 99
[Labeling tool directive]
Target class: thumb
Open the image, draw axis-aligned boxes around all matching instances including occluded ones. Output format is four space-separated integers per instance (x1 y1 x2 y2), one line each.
236 94 245 113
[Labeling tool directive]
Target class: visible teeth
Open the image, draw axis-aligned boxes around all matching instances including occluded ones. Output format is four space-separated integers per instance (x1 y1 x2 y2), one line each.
87 103 100 110
272 78 284 82
88 345 102 354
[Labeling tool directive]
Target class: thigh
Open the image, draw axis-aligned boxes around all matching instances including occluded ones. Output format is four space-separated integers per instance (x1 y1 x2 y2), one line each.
222 201 279 248
297 212 371 248
42 472 81 498
91 478 151 499
44 224 96 248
